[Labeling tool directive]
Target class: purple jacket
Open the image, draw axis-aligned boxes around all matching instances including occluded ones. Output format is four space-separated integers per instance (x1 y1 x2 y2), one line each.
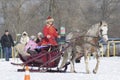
24 40 38 52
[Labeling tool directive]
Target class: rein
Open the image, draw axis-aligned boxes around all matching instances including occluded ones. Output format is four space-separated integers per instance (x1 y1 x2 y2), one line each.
65 35 100 48
66 35 99 41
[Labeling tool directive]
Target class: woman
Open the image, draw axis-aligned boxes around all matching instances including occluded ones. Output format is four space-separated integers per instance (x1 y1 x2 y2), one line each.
36 32 43 43
20 31 29 45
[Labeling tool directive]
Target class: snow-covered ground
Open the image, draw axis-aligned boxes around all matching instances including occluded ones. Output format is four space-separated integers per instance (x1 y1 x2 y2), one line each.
0 57 120 80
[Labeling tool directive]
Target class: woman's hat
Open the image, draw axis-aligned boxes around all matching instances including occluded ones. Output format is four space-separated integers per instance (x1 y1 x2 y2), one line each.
22 31 28 36
30 35 36 40
46 16 54 22
37 32 42 36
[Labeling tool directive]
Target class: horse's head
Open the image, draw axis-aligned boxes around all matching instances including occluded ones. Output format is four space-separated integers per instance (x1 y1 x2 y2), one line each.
99 21 108 42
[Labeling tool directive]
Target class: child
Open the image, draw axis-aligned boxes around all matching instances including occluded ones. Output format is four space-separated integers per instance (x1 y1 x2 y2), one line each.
24 35 38 55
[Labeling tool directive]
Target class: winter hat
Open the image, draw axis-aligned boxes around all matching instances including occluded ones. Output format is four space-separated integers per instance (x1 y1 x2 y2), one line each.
5 30 9 32
37 32 42 36
30 35 36 40
22 31 27 35
46 16 54 22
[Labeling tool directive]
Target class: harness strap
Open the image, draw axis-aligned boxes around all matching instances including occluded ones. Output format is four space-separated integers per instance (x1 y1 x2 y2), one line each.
102 34 107 36
84 41 100 48
66 35 99 43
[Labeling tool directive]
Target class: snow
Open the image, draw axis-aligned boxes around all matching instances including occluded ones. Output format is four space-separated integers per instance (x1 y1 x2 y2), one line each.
0 57 120 80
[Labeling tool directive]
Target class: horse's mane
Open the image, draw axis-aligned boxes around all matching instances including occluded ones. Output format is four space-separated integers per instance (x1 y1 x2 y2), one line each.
86 23 100 37
66 22 102 47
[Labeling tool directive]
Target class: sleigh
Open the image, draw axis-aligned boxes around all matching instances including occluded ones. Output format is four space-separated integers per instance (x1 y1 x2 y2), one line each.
11 45 69 72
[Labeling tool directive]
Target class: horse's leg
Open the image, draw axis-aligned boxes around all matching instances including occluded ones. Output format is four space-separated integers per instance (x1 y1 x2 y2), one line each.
70 59 75 72
70 46 76 73
84 50 90 74
93 51 100 74
61 44 76 73
59 51 68 69
59 45 71 70
69 52 75 72
75 46 83 63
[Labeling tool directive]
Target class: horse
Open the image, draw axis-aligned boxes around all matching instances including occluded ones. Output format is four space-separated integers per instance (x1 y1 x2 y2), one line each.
59 21 108 73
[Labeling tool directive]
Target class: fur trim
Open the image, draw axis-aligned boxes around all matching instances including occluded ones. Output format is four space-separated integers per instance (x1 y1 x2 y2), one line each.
46 18 54 22
37 32 42 35
22 31 28 36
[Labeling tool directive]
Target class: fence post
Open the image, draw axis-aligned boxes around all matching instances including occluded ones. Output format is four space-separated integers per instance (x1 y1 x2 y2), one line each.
107 41 110 57
0 43 3 59
113 41 116 56
100 43 104 57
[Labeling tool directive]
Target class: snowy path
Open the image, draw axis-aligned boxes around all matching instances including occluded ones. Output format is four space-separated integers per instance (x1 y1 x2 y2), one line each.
0 57 120 80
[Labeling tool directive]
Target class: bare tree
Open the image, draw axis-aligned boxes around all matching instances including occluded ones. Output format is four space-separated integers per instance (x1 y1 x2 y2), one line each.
0 0 120 38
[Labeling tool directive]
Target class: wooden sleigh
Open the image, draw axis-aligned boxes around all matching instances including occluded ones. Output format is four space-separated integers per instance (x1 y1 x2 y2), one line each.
11 45 69 72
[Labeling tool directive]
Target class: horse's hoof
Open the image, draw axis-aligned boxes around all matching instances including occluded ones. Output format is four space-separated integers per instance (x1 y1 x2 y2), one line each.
93 70 97 74
74 71 77 73
73 70 77 73
86 71 90 74
75 59 80 63
70 70 76 73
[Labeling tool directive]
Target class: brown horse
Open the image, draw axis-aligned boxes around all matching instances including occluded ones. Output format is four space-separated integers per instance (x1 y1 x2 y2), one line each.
59 21 108 73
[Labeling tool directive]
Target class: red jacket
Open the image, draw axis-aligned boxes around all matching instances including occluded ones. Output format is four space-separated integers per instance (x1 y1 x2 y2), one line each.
41 25 58 46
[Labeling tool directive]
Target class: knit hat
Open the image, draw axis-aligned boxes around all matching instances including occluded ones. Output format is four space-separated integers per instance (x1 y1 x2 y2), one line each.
30 35 36 40
46 16 54 22
37 32 42 36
